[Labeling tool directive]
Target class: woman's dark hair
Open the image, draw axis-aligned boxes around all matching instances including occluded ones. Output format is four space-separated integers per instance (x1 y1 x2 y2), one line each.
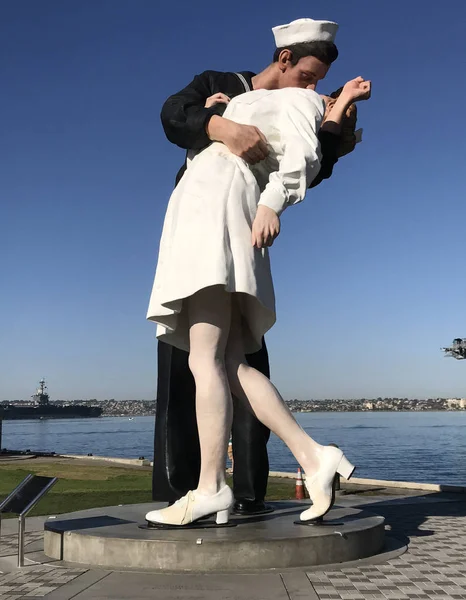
329 86 344 99
273 41 338 66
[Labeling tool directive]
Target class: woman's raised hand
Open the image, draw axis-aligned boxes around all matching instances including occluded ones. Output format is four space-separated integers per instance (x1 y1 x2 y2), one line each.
205 93 231 108
252 205 280 249
341 77 371 103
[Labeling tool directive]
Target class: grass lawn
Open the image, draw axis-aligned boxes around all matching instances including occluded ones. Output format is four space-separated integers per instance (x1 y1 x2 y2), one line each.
0 458 297 518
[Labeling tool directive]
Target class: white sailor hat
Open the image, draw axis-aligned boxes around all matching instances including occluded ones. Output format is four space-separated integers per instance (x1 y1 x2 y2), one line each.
272 18 339 48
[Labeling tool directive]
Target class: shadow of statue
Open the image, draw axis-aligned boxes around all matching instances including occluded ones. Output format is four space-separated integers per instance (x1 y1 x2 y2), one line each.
356 489 466 544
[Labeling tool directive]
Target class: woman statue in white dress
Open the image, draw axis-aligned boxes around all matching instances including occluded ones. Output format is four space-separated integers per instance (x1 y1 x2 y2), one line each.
146 76 371 527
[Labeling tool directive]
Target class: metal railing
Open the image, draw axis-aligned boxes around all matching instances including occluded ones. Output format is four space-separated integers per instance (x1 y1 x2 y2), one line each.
0 474 58 567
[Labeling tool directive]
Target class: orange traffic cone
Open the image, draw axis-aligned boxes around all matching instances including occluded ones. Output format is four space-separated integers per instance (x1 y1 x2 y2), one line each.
295 467 304 500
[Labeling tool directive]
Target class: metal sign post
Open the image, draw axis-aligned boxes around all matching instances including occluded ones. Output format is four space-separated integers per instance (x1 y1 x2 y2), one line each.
0 474 58 567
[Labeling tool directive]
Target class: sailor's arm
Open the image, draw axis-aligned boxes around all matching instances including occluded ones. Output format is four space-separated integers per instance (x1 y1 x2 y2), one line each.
160 71 225 150
161 71 268 163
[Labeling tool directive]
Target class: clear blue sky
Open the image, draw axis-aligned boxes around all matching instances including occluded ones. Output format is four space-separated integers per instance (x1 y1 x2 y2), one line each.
3 0 466 401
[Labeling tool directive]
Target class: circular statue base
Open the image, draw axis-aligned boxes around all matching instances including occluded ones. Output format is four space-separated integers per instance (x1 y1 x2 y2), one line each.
44 501 385 572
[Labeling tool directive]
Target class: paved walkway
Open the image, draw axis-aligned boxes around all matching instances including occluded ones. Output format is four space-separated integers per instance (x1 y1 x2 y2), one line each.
1 491 466 599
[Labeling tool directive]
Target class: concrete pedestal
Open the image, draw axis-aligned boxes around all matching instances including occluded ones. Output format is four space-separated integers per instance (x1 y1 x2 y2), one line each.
44 501 385 572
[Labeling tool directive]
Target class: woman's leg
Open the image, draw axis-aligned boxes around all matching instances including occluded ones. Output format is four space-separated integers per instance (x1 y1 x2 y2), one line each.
186 285 233 496
225 298 322 476
145 285 235 526
224 297 355 521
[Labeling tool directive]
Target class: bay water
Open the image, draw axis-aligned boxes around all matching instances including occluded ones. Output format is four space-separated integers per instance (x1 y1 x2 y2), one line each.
2 411 466 486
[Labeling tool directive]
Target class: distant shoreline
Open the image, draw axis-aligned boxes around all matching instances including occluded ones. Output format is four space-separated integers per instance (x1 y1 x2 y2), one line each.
2 397 466 418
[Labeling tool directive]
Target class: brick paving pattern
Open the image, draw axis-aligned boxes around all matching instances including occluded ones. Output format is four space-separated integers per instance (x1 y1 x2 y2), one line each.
0 566 87 598
0 532 86 598
0 532 43 558
0 497 465 598
308 500 466 600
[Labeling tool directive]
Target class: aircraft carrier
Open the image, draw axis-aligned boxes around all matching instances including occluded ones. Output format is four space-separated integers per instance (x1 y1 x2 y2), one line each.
0 379 102 420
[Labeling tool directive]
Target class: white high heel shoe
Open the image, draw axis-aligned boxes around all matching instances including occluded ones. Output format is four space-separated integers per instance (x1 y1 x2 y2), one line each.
145 484 234 527
300 446 355 522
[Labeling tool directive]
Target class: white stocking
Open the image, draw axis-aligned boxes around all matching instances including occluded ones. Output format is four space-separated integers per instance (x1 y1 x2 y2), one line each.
187 285 233 495
225 297 323 476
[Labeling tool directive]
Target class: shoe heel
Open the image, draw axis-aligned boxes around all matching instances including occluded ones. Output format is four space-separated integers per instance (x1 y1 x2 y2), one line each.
215 509 230 525
337 455 355 480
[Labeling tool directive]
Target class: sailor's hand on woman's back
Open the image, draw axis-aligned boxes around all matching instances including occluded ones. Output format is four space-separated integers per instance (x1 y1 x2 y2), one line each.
206 116 269 165
251 205 280 249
